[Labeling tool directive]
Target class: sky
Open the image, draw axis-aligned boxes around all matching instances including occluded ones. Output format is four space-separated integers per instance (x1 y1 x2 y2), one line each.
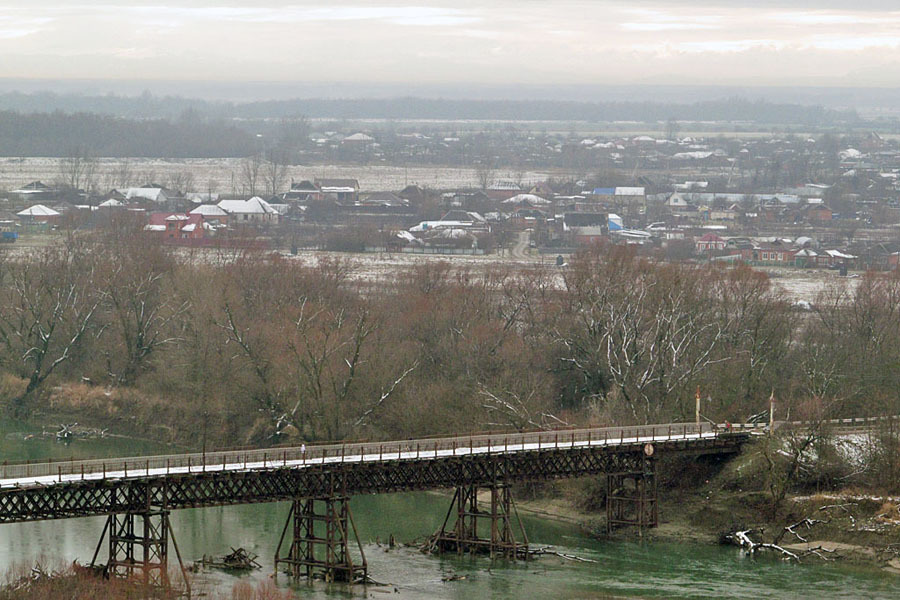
1 1 900 89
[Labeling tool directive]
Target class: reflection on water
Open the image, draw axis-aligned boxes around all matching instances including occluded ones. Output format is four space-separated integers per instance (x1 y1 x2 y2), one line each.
0 421 897 599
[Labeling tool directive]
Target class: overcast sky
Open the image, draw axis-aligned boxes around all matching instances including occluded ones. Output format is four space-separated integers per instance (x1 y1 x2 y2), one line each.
2 1 900 88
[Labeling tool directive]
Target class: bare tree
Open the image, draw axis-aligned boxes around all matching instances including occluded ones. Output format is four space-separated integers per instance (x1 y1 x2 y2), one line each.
241 153 263 196
263 147 289 197
58 146 97 192
95 230 189 384
165 170 195 195
112 158 133 189
664 117 680 141
558 250 732 423
0 241 101 411
474 159 496 190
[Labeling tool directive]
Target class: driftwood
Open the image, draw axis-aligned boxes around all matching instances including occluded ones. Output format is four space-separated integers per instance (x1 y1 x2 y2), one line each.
726 529 836 562
819 503 858 526
528 546 598 563
196 547 261 571
779 518 827 543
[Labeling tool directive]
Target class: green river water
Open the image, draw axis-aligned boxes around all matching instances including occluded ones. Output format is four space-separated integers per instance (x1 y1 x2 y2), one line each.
1 420 897 599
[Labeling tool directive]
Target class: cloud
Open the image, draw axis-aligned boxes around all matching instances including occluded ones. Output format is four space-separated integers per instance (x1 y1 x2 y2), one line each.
0 2 899 86
0 15 52 39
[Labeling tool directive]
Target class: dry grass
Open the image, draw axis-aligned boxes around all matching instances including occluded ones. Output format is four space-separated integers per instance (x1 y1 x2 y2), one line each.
0 374 27 409
224 581 295 600
876 501 900 522
0 561 297 600
47 383 124 415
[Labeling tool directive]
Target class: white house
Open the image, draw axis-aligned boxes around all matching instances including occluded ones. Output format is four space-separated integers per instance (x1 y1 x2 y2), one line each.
217 197 280 224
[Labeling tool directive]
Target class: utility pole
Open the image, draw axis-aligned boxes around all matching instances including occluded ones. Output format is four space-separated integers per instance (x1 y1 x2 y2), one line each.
769 389 775 430
695 386 701 426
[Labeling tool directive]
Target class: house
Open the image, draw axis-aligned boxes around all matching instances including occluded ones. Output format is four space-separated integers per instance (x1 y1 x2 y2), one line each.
501 193 551 210
572 226 606 245
508 207 548 230
116 187 169 204
822 249 857 269
564 213 608 244
189 203 230 226
615 187 646 203
529 181 555 197
695 233 726 252
17 204 61 224
667 193 690 208
739 243 799 264
487 180 522 201
342 132 375 147
440 210 490 232
409 210 489 235
285 180 321 203
218 197 280 224
145 213 207 240
185 192 220 204
794 248 819 267
806 204 833 222
446 190 491 210
398 184 428 205
314 178 359 203
360 191 407 207
11 181 56 200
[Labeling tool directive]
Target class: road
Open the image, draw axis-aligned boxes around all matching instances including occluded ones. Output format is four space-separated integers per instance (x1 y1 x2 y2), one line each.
510 230 531 260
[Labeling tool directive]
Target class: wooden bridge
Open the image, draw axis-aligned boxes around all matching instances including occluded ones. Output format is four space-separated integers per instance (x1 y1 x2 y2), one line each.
0 422 749 590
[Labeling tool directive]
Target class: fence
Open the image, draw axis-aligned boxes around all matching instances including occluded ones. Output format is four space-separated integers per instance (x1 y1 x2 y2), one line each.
0 422 716 484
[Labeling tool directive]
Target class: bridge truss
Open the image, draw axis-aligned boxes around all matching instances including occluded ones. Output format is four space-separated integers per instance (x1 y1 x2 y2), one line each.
0 424 745 587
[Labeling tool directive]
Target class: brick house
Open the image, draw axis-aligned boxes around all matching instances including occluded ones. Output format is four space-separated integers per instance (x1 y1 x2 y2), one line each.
695 233 726 252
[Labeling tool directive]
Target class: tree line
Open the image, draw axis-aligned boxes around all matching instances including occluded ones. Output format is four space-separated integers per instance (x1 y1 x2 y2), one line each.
0 91 859 126
0 110 254 158
0 230 898 487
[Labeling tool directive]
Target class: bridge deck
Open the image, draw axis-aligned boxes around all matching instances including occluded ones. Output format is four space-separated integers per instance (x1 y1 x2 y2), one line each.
0 423 750 524
1 423 732 489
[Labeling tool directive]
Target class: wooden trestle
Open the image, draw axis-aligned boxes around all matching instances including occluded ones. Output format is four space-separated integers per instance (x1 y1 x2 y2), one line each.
88 495 190 594
274 496 367 583
606 457 658 535
426 484 529 559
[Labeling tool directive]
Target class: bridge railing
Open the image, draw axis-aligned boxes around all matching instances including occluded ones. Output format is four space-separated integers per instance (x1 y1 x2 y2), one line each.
0 422 717 485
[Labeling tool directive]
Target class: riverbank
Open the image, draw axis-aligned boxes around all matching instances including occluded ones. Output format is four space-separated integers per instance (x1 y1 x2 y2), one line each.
509 447 900 576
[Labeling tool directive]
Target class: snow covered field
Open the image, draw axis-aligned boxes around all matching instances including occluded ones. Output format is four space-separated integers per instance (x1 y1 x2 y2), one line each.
0 157 552 193
763 268 861 303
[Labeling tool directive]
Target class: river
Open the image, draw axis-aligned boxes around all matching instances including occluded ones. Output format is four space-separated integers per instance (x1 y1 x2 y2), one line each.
1 420 897 599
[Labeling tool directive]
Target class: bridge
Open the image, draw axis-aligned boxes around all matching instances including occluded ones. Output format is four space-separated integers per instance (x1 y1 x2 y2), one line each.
0 422 750 590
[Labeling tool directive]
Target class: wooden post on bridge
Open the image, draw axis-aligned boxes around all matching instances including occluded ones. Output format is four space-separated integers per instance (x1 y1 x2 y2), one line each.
769 390 776 430
695 386 701 426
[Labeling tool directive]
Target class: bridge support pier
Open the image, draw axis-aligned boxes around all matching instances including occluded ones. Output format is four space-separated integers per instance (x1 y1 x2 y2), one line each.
90 509 188 594
607 457 658 536
427 484 528 559
104 510 170 586
275 497 367 583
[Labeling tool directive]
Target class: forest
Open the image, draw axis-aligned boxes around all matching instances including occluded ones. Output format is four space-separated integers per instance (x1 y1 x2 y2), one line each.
0 222 898 491
0 91 858 125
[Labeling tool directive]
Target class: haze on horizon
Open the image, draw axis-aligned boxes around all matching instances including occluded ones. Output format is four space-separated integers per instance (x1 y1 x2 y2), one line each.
2 1 900 90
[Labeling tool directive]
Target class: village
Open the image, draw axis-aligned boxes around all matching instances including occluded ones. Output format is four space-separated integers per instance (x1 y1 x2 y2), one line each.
2 126 900 272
